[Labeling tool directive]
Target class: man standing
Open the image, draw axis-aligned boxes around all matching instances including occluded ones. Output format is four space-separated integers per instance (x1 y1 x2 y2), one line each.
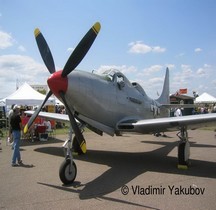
7 104 15 145
10 105 23 166
174 107 182 117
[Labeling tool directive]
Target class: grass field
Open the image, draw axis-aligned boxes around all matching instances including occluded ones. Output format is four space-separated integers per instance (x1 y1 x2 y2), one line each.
0 124 89 139
0 124 215 139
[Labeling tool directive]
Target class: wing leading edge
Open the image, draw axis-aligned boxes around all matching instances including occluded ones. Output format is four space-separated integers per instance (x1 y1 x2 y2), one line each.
25 111 216 135
25 111 69 122
117 113 216 134
24 111 114 136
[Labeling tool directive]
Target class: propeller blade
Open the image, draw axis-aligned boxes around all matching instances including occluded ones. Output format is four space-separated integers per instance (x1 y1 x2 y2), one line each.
59 91 86 154
34 28 56 74
24 91 53 134
62 22 101 77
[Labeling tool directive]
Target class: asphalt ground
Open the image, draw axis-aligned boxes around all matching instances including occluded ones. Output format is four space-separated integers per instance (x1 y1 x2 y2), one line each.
0 129 216 210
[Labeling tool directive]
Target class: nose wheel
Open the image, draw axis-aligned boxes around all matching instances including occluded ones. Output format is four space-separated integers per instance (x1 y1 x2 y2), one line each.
59 126 81 185
59 159 77 185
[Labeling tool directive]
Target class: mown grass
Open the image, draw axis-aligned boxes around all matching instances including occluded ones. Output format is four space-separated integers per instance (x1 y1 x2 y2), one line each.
0 124 90 138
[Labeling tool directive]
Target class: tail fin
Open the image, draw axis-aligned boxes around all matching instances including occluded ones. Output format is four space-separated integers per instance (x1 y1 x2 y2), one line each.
156 67 170 104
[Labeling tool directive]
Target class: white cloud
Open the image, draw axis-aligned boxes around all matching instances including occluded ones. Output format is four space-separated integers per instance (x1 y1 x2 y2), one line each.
143 65 163 75
176 53 185 57
128 41 166 54
181 65 193 78
0 31 13 49
0 54 47 78
204 64 211 68
18 45 26 52
196 68 206 76
172 65 194 90
148 77 164 84
166 64 175 69
0 54 49 98
196 63 211 78
170 63 216 96
194 48 202 53
132 75 165 98
152 46 166 53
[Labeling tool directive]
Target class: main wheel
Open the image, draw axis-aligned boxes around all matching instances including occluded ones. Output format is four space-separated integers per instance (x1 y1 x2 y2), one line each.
59 159 77 185
178 141 190 165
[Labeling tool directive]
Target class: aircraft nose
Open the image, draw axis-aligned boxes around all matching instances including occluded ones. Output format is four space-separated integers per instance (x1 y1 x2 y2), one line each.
47 70 68 97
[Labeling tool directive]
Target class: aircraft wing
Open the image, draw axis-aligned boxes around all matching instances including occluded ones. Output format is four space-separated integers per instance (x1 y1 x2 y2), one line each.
24 111 113 136
25 111 69 122
160 104 196 108
117 113 216 134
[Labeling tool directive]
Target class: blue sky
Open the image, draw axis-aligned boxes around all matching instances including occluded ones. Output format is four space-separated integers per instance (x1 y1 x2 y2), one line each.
1 0 216 99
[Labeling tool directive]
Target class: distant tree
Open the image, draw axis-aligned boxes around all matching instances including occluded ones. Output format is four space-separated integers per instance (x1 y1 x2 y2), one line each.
37 89 46 95
193 91 199 99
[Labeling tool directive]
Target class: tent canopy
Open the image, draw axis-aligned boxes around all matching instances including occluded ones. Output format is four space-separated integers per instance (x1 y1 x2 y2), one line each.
0 100 5 106
194 92 216 104
2 82 55 106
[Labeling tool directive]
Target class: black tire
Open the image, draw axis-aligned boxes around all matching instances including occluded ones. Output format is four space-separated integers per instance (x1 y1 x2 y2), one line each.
178 142 189 165
59 159 77 185
72 136 85 155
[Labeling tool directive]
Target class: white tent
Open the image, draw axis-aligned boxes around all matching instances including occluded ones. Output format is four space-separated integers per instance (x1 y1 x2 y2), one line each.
0 100 5 106
2 82 55 106
194 92 216 104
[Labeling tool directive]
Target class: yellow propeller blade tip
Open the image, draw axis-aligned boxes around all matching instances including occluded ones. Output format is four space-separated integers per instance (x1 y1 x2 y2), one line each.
23 125 28 134
93 22 101 34
81 142 87 154
34 28 40 37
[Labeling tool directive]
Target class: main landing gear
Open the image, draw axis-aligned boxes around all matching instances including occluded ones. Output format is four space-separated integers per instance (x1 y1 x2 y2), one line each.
59 126 85 185
177 126 190 169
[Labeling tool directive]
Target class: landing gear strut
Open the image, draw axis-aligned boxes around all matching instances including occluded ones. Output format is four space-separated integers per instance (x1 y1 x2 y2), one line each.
59 127 77 185
177 126 190 168
59 124 85 184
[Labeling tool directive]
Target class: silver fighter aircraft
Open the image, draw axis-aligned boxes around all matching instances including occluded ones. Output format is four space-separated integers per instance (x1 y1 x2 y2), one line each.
24 22 216 184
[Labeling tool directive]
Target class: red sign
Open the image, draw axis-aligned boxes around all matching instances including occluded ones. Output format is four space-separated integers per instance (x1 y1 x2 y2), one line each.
179 88 187 94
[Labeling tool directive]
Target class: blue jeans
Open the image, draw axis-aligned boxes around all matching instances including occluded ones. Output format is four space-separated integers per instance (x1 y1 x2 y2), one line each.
12 130 21 164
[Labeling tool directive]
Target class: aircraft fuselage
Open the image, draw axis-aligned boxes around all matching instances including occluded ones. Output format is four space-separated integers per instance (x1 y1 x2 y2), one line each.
57 69 169 131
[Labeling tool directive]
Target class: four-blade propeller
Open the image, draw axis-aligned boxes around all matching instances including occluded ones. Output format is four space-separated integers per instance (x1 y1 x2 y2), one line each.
24 22 101 154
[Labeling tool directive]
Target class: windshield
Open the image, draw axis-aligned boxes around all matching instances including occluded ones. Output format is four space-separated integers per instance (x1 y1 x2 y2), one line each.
101 69 121 81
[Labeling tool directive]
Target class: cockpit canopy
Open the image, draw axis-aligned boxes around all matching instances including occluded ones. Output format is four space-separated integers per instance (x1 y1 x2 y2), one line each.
101 69 121 82
101 69 132 89
100 69 147 95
